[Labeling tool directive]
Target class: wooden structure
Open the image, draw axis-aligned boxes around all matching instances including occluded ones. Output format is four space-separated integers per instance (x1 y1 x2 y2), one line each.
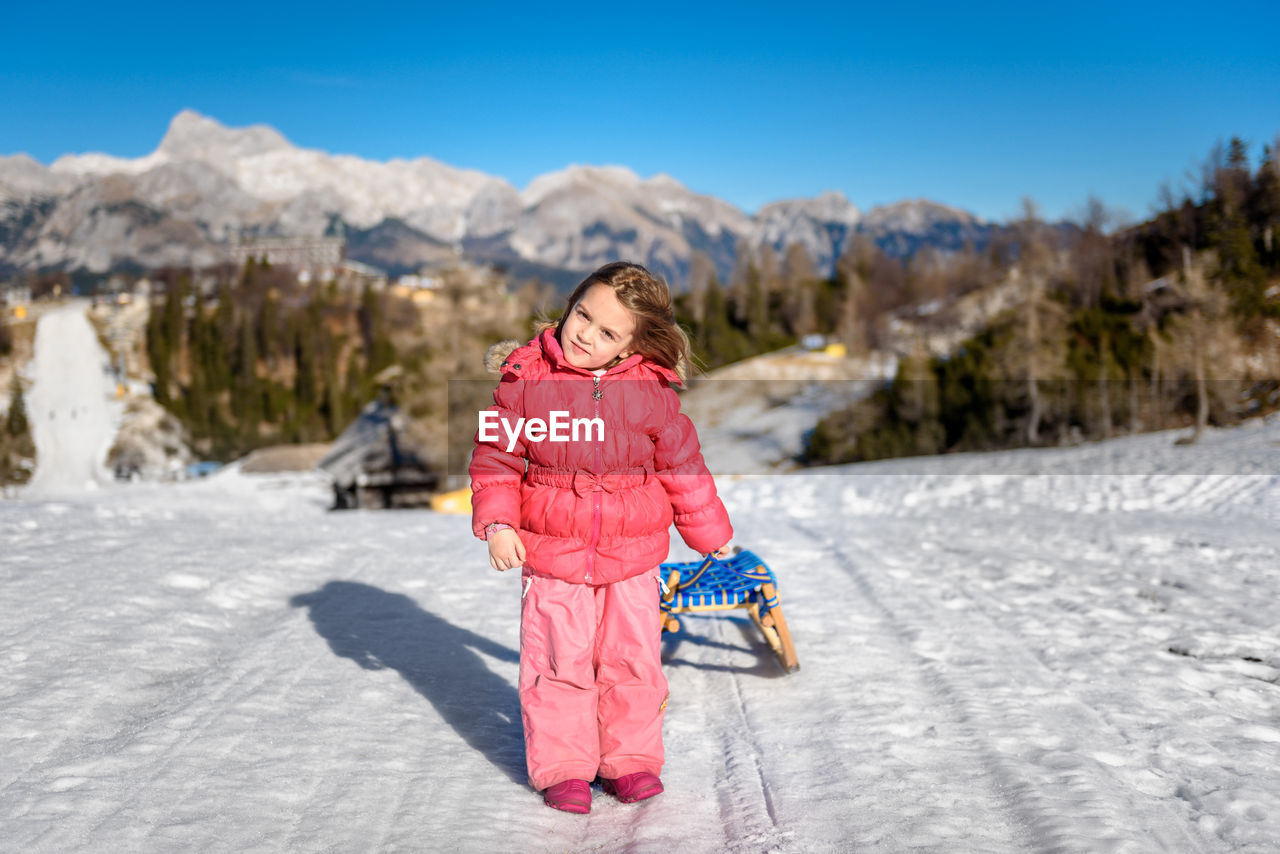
660 549 799 673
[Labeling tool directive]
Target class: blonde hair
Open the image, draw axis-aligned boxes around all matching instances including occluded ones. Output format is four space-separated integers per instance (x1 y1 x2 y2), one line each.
545 261 693 383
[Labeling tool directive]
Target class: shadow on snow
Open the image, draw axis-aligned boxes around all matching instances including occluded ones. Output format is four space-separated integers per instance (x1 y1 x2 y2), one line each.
290 581 526 785
661 614 792 679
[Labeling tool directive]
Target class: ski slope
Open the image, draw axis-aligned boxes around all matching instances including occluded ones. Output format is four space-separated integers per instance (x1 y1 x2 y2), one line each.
3 304 1279 852
22 300 121 495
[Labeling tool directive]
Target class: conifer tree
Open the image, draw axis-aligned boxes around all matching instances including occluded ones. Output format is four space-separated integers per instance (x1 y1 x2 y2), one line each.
698 277 737 368
1204 140 1268 317
214 282 236 377
1255 143 1280 268
294 302 319 426
147 284 173 406
345 348 365 419
233 315 262 435
745 263 769 341
5 372 29 439
891 345 944 455
186 286 213 434
259 292 280 368
360 284 395 375
1 370 36 485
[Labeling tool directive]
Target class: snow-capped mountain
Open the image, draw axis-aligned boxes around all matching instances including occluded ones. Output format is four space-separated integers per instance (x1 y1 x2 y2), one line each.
0 111 1003 284
47 110 502 240
858 199 991 257
0 153 76 202
750 191 863 275
498 164 753 286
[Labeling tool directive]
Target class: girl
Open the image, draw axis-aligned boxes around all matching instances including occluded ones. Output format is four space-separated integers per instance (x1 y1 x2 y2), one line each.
470 261 733 814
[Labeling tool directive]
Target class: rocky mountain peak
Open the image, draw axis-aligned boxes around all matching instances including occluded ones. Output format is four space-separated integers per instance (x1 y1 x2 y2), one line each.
0 153 74 202
862 198 983 232
157 109 292 163
520 164 643 207
2 110 1005 283
812 190 859 219
756 191 861 226
643 172 688 192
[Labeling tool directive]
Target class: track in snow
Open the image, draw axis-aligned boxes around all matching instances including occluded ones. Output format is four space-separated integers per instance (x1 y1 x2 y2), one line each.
799 515 1207 853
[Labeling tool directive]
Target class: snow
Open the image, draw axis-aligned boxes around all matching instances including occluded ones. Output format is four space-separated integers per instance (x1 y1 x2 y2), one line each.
22 301 123 495
3 305 1279 852
681 348 896 474
49 151 170 178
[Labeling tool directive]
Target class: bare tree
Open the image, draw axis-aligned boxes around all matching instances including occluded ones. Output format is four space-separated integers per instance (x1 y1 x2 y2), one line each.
833 251 868 355
1171 246 1235 445
727 238 754 325
782 243 818 335
687 251 717 325
1013 198 1063 444
782 242 817 290
1069 194 1119 310
1193 140 1227 207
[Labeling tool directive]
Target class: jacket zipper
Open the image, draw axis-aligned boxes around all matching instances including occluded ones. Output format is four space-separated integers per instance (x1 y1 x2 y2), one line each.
586 374 603 582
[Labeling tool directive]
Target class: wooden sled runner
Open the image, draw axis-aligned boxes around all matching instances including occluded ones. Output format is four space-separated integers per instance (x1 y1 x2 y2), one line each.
659 549 800 674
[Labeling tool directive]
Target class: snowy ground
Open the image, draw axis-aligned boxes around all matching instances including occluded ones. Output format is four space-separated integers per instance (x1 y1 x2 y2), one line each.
22 301 123 495
3 304 1279 852
680 346 895 474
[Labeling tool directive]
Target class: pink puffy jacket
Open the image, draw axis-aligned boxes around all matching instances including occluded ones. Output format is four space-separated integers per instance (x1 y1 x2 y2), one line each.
470 328 732 586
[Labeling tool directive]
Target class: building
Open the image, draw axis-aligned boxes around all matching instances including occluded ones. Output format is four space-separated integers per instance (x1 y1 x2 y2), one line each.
1 281 33 307
333 259 388 290
390 272 442 306
228 236 346 282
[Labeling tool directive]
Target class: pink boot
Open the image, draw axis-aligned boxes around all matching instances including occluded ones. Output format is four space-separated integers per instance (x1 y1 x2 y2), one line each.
601 772 664 803
543 779 591 814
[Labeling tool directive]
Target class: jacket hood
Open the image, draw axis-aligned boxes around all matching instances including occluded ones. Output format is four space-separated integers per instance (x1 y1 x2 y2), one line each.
484 339 523 374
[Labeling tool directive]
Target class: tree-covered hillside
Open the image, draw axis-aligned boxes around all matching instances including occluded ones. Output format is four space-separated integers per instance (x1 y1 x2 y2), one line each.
142 260 546 462
805 136 1280 465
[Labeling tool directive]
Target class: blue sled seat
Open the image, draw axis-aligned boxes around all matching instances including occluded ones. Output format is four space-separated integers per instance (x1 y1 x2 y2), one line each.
659 549 799 673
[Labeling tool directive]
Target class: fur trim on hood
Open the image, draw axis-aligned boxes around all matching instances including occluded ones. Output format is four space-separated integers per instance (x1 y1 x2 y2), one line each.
484 339 523 374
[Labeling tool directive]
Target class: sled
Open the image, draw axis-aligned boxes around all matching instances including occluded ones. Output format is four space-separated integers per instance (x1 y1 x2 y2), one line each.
659 549 799 674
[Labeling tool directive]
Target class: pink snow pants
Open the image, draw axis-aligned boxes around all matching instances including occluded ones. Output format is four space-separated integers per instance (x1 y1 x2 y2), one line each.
518 568 667 791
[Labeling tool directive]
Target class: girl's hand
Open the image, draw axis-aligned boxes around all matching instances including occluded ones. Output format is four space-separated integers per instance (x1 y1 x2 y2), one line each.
711 543 732 559
488 528 527 571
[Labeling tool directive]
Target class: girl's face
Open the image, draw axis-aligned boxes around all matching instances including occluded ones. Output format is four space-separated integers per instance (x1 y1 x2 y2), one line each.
560 282 637 371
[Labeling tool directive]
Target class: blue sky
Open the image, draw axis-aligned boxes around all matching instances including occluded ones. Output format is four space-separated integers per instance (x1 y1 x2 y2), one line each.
3 1 1279 224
